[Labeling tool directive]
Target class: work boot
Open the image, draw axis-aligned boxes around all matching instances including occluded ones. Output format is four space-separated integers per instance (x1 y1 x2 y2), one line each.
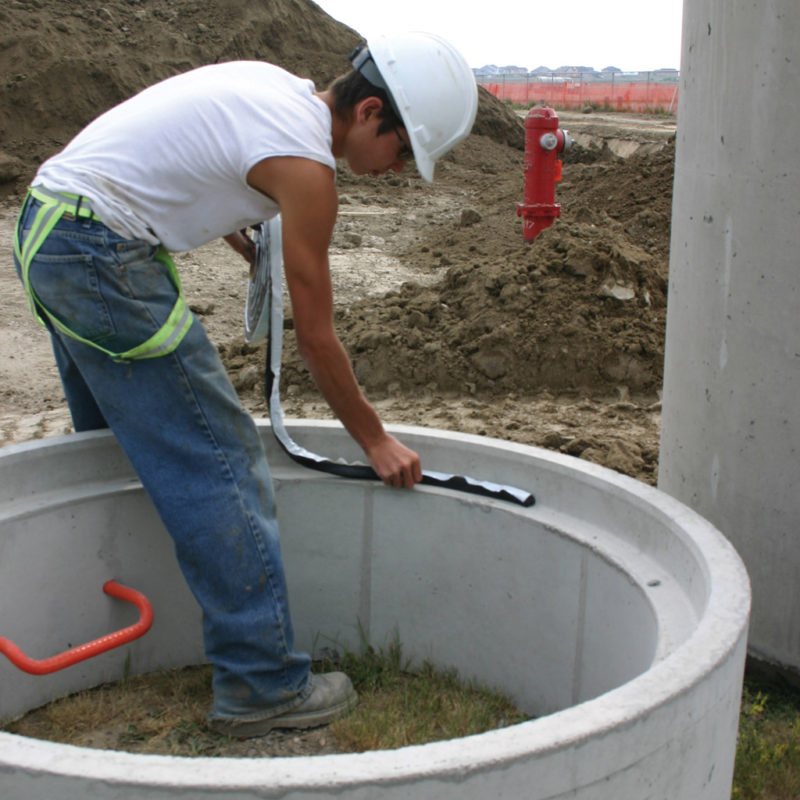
206 672 357 738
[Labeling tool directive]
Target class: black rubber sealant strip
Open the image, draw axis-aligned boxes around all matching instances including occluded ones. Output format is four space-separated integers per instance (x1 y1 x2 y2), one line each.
249 220 535 508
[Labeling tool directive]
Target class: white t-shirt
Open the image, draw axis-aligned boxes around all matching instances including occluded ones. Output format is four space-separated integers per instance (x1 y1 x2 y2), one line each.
34 62 335 252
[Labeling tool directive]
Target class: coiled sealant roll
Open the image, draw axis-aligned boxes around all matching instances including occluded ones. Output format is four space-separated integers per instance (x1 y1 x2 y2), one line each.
245 218 535 508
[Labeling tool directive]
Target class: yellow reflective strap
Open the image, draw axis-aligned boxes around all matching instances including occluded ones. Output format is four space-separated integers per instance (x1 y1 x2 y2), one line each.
15 190 65 327
113 249 193 362
43 310 124 361
15 188 193 362
29 186 97 219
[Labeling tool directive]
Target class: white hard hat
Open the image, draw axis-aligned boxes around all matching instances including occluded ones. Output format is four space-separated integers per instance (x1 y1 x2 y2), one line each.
350 32 478 182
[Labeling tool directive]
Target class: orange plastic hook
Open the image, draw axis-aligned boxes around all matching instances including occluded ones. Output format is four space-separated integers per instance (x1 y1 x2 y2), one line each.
0 580 153 675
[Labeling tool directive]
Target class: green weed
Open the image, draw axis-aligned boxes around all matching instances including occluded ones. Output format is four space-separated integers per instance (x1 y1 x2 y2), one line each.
317 633 529 752
733 674 800 799
5 634 527 757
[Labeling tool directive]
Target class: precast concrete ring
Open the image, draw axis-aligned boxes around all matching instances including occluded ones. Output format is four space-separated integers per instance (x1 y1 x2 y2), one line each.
0 422 750 799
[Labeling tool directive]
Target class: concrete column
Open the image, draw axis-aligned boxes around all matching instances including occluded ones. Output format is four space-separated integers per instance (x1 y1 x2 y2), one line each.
660 0 800 671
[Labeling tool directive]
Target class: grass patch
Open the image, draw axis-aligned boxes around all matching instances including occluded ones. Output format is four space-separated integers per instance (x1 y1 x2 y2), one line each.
5 664 226 756
318 636 528 752
4 636 527 757
733 673 800 799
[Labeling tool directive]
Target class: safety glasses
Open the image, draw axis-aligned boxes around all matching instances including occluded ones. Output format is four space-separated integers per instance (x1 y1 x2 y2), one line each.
394 127 413 161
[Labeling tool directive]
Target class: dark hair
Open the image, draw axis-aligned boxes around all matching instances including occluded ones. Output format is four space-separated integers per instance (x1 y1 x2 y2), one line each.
328 70 403 135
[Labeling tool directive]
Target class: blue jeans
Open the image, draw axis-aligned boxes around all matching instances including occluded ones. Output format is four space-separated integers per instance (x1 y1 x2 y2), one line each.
13 195 311 717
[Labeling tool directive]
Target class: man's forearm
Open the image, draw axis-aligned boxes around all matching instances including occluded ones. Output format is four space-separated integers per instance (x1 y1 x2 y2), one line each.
298 333 386 453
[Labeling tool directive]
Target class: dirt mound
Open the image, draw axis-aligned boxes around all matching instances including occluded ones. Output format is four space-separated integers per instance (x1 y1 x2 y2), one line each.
473 88 525 150
0 0 361 189
1 0 672 407
268 135 674 400
0 0 524 193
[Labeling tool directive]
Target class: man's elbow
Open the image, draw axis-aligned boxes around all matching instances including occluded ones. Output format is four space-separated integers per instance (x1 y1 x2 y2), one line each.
294 327 333 367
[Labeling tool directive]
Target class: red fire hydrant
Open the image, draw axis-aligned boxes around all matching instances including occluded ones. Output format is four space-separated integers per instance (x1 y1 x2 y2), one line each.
517 107 571 242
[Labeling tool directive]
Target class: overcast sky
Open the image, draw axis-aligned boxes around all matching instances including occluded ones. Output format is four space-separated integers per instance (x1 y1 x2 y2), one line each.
315 0 684 72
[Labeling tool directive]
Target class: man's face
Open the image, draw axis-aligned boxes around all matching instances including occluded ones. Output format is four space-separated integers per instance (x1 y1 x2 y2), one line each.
345 99 413 177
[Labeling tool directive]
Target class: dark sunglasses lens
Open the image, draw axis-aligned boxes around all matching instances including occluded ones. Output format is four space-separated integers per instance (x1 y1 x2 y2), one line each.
396 129 412 160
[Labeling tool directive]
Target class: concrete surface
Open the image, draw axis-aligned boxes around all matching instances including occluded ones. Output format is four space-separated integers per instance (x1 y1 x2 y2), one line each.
0 422 749 798
659 0 800 672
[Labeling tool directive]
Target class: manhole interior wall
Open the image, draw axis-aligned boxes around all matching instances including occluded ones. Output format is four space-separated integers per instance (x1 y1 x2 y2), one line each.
0 422 749 799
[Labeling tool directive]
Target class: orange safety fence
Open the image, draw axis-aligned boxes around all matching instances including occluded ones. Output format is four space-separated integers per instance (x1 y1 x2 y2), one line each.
480 79 679 114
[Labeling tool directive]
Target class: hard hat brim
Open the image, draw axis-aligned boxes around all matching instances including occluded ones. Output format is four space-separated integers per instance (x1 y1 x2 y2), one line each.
414 151 435 182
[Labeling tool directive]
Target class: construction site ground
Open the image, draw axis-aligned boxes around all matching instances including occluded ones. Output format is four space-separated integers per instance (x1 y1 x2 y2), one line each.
0 109 675 486
1 0 676 758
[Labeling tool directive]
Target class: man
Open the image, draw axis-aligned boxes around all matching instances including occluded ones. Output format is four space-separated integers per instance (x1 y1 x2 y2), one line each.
12 32 477 738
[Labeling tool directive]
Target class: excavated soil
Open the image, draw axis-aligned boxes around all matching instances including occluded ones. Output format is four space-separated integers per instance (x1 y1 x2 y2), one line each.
1 0 675 758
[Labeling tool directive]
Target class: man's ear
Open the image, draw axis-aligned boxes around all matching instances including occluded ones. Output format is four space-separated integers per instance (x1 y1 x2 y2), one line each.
355 96 384 122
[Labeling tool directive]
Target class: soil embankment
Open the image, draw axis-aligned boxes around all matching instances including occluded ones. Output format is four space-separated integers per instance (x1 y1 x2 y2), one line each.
1 0 674 485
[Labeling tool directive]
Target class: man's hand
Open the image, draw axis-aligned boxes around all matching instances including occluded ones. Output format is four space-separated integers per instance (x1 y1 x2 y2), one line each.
366 433 423 489
223 229 256 276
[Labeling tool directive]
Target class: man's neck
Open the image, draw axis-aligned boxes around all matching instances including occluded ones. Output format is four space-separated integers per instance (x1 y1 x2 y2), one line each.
315 89 347 158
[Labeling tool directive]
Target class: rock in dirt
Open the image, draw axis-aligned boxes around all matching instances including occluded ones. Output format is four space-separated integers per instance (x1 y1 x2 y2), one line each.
0 151 23 184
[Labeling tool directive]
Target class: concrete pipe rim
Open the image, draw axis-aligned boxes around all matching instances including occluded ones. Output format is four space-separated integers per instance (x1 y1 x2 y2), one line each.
0 424 751 792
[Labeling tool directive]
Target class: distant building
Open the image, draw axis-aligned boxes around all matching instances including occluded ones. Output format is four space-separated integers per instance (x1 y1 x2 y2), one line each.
472 64 503 77
473 64 679 83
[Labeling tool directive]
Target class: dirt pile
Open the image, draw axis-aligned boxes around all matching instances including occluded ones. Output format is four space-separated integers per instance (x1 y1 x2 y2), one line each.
271 134 673 401
0 0 361 188
0 0 521 192
1 0 673 428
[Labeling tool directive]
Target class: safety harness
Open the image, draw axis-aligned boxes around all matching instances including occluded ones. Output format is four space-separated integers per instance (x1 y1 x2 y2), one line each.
14 186 193 363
